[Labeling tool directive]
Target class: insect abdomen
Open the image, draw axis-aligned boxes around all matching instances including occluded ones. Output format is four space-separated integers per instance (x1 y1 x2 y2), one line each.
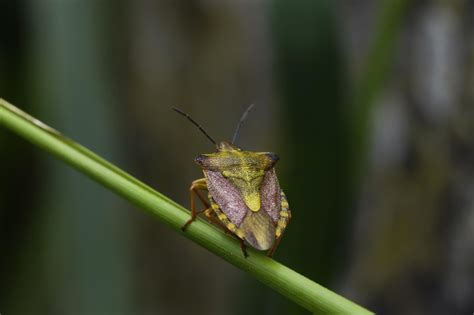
209 193 275 250
240 210 275 250
276 191 291 238
209 195 245 239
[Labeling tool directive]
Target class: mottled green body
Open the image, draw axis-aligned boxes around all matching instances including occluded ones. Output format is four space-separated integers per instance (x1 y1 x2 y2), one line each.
196 142 276 212
173 104 290 256
195 141 291 254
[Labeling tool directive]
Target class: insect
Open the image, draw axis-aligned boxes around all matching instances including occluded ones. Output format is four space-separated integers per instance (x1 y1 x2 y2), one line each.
173 105 291 257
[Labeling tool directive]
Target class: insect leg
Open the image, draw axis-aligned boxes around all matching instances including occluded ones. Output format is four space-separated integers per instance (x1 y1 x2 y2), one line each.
189 178 209 207
209 197 249 258
201 208 238 239
182 178 208 231
239 240 249 258
202 208 229 233
267 191 292 257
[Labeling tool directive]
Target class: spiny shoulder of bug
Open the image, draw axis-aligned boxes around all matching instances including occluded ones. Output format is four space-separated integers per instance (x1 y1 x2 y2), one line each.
196 140 280 213
195 140 279 174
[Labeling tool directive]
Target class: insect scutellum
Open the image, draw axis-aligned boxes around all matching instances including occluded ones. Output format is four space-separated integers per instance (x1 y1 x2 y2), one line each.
173 105 291 258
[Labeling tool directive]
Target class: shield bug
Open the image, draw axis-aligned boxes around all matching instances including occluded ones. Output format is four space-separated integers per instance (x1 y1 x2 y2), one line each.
173 105 291 257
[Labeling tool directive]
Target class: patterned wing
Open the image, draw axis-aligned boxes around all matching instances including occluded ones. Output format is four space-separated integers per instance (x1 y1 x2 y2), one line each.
260 169 281 223
261 169 291 240
205 169 276 250
205 170 248 226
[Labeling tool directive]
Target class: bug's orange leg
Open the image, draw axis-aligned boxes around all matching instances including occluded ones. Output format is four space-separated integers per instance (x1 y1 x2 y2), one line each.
239 239 249 258
192 183 209 209
182 178 208 231
201 209 249 258
204 205 248 258
267 235 283 258
202 208 231 235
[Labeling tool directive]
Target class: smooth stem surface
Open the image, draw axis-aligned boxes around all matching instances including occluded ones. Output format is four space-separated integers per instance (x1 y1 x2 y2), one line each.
0 99 373 315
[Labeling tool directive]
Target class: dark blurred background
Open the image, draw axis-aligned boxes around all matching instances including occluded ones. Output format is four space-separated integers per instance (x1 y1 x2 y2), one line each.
1 1 473 314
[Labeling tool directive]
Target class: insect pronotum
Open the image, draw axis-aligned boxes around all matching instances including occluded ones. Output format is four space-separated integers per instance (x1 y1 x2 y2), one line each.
173 105 291 257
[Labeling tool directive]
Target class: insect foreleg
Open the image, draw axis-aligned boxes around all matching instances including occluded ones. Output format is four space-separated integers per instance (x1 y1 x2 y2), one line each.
182 178 208 231
239 240 249 258
190 178 209 207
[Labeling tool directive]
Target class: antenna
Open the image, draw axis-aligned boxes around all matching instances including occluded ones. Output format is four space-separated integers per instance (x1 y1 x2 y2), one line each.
232 104 255 144
172 107 217 145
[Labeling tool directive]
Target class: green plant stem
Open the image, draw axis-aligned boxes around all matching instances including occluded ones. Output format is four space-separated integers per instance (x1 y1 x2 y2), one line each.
0 99 373 315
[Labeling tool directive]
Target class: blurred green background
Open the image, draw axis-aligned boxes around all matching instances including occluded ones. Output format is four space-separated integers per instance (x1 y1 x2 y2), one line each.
1 1 473 314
